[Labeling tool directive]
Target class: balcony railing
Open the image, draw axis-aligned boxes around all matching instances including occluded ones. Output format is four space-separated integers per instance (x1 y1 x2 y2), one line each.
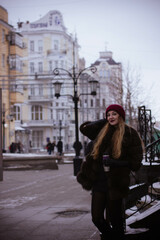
28 95 54 102
23 120 54 127
47 49 67 56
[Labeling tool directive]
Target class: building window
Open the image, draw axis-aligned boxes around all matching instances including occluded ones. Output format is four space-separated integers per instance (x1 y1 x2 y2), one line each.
20 61 23 72
49 61 52 72
96 112 100 120
30 85 35 96
49 15 52 26
30 62 34 73
2 29 5 43
38 40 43 52
54 60 58 68
38 62 43 73
53 40 59 50
31 105 43 120
32 130 43 148
9 55 23 71
38 85 43 96
10 33 23 48
99 70 107 78
14 105 20 121
107 69 111 79
96 99 100 107
2 79 5 90
102 98 105 106
30 40 34 52
49 83 53 96
91 99 93 107
2 54 5 67
50 103 53 120
10 56 16 69
55 16 61 25
103 70 107 77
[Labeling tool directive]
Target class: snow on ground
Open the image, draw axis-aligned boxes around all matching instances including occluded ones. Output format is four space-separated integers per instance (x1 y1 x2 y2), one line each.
3 153 49 157
3 152 75 157
125 226 149 235
0 195 39 208
126 201 160 224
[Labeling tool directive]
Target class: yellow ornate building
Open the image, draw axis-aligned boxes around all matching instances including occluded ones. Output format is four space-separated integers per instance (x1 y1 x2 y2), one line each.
0 5 25 152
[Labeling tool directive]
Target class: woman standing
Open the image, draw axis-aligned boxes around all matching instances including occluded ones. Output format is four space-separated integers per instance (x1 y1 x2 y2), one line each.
77 104 143 240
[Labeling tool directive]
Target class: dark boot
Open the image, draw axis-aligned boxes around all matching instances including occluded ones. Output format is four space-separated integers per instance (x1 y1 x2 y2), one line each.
100 233 108 240
111 230 125 240
100 228 112 240
100 233 106 240
92 218 112 239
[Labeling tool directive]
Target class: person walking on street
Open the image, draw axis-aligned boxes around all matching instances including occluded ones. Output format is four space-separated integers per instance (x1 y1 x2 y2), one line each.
77 104 144 240
57 139 63 156
9 142 17 153
46 140 52 155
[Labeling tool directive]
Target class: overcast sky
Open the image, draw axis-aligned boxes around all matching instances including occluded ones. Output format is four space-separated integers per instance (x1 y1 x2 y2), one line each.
1 0 160 121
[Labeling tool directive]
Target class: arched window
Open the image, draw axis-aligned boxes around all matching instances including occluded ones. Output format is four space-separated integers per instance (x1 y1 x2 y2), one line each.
31 105 42 120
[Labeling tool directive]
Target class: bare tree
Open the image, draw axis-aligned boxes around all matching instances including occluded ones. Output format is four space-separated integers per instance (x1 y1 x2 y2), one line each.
107 66 123 106
122 63 144 128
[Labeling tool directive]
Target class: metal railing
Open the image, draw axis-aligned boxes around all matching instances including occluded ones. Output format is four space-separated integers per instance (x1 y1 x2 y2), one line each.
125 106 160 220
145 138 160 163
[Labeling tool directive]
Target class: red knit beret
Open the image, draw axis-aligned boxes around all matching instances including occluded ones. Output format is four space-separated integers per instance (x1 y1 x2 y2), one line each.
106 104 125 120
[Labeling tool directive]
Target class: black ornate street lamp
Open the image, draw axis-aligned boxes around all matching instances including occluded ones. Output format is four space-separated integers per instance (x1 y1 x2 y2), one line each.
53 65 98 175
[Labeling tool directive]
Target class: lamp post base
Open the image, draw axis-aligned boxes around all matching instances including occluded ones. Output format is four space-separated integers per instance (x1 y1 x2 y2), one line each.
73 156 83 176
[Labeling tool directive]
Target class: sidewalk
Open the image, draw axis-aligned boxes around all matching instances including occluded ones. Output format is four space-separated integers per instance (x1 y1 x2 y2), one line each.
0 164 98 240
0 164 158 240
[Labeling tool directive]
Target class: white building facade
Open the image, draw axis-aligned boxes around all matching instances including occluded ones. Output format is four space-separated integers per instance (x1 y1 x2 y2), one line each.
16 10 80 152
79 51 123 146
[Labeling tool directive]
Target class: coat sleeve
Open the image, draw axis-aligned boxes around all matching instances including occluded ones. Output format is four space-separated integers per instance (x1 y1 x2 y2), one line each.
80 119 107 140
127 128 144 171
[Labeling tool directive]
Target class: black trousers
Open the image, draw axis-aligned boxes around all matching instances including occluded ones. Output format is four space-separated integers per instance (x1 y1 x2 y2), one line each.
91 191 125 238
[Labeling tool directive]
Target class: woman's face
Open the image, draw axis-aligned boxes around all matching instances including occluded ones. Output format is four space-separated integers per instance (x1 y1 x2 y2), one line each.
106 110 120 126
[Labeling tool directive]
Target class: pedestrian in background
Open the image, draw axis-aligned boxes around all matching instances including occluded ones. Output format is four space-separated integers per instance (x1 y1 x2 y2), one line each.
57 139 63 156
46 140 52 155
77 104 144 240
9 142 16 153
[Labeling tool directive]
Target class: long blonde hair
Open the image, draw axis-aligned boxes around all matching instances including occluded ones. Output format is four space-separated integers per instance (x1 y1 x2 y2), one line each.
91 117 125 159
